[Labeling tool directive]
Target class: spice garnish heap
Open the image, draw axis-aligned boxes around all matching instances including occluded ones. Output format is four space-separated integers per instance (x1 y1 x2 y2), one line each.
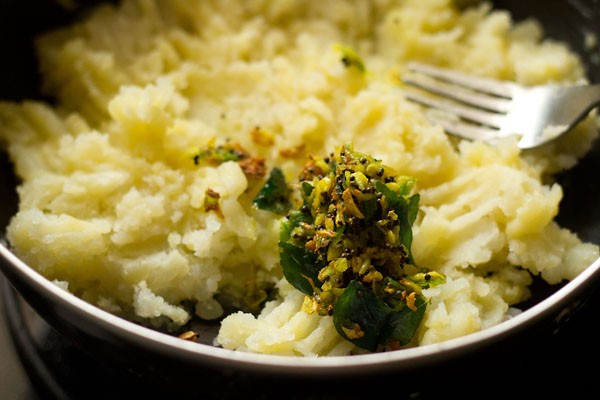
278 145 444 352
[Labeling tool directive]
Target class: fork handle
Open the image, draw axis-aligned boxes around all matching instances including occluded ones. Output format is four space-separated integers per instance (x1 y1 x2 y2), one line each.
552 84 600 126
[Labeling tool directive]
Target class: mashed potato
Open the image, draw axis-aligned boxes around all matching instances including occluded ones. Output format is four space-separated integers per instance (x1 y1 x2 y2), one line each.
0 0 598 356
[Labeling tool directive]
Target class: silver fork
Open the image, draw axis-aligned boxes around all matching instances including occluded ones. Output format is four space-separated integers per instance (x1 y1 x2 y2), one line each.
402 62 600 149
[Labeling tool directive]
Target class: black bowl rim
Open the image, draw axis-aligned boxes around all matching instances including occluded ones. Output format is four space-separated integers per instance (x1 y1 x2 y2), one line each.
2 240 599 377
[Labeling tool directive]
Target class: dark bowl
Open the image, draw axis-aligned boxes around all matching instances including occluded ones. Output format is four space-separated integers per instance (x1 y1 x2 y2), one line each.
1 0 600 398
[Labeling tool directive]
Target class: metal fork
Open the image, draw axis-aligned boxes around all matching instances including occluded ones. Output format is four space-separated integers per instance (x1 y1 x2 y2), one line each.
402 62 600 149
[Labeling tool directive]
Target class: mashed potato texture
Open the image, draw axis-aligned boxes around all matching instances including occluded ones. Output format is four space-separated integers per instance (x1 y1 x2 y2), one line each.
0 0 598 356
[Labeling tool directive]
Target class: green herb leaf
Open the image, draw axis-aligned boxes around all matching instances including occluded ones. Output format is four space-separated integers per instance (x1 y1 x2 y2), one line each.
333 280 389 352
279 210 311 242
375 180 418 263
358 196 379 222
301 181 314 197
333 279 428 351
380 293 427 346
279 242 324 295
253 167 291 215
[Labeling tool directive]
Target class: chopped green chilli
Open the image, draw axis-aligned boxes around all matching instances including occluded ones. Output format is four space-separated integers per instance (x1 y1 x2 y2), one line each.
279 145 445 351
191 142 247 166
335 44 366 73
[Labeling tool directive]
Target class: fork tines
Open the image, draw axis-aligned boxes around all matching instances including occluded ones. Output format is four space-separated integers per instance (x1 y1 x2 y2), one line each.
402 62 519 142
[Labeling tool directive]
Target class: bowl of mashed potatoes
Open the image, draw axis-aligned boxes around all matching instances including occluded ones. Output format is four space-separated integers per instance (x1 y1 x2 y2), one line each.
1 0 600 396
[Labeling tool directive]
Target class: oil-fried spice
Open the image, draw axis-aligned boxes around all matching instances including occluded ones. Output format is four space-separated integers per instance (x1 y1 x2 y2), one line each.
279 145 445 351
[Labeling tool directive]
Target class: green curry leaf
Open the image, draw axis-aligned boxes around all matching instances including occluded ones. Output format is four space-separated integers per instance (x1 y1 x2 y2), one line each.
380 291 427 346
333 279 428 351
253 167 291 215
333 280 390 352
375 180 418 263
279 242 324 296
